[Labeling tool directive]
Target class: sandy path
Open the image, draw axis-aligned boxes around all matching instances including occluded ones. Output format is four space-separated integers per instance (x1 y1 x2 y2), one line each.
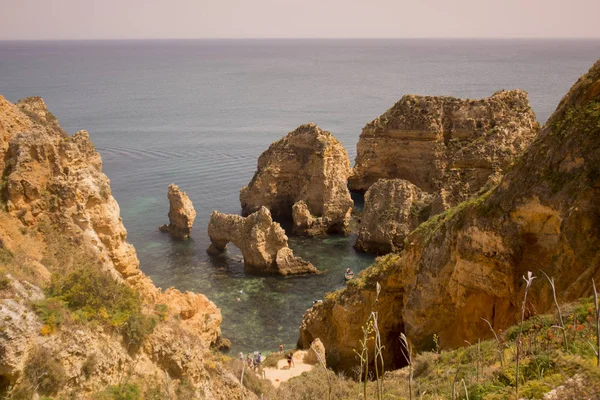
262 350 314 388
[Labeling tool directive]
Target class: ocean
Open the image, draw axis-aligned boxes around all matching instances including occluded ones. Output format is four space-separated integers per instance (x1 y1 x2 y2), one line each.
1 39 599 354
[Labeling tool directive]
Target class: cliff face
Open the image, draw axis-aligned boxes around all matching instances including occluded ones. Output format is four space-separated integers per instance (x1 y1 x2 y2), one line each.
355 179 432 254
0 96 247 399
240 123 353 236
159 183 197 240
299 61 600 373
348 90 539 212
207 207 317 275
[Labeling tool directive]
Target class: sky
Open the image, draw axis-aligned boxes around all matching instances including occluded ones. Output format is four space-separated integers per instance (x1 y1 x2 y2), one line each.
1 0 600 40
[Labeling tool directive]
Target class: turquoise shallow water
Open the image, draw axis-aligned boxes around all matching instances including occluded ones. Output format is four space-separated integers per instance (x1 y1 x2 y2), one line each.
1 39 599 353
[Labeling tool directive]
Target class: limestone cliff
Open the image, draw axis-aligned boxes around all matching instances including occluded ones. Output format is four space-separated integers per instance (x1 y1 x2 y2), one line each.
0 95 251 399
299 60 600 373
240 123 353 236
207 207 317 275
355 179 432 254
159 183 197 239
348 90 539 212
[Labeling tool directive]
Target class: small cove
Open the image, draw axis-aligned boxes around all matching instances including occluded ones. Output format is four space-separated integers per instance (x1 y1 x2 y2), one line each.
1 38 599 354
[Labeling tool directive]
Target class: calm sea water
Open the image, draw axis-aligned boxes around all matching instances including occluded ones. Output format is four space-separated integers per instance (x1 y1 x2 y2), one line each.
1 39 599 354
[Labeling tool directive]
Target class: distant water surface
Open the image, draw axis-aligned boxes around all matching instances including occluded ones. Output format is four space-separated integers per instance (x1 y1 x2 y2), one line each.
1 39 599 353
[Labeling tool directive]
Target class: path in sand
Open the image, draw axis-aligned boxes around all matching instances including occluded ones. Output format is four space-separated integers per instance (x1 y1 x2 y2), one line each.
262 350 314 388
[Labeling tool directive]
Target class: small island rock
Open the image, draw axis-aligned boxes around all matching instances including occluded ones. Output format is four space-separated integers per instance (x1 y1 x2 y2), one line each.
159 184 196 240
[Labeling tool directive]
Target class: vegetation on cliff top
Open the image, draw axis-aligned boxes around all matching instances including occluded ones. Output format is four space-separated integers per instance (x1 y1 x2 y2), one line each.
278 297 600 399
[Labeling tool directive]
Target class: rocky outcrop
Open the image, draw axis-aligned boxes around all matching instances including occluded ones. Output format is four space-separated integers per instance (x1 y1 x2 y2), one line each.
355 179 432 254
299 60 600 373
207 207 317 275
0 95 245 398
240 123 353 236
303 338 326 366
348 90 539 212
159 184 196 239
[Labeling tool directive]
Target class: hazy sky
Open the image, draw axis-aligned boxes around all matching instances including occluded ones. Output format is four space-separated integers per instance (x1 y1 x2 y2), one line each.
1 0 600 40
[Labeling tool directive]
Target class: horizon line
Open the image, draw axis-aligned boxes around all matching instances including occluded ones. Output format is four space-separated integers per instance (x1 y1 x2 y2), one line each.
1 36 600 42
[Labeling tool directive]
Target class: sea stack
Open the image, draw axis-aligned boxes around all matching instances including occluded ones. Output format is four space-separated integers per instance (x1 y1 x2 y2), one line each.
240 123 353 236
207 207 317 275
348 90 539 212
159 184 196 240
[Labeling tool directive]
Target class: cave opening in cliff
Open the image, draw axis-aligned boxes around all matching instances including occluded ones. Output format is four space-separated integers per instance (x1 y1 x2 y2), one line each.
385 323 409 372
0 374 10 394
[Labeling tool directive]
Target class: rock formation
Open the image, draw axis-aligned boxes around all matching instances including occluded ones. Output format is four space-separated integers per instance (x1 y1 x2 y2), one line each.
348 90 539 212
158 183 196 239
240 123 353 236
0 95 248 398
299 60 600 373
207 207 317 275
303 338 326 366
355 179 432 254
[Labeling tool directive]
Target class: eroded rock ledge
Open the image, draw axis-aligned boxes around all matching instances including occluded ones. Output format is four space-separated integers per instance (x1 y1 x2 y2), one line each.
240 123 353 236
159 183 196 239
348 90 539 212
207 207 317 275
299 60 600 373
355 179 432 254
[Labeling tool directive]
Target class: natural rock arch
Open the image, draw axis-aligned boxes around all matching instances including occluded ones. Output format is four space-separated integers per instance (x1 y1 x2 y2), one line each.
207 207 317 275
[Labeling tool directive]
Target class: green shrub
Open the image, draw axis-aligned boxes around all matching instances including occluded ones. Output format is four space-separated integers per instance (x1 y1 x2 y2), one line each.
154 303 168 321
227 359 273 396
34 298 68 335
0 269 10 290
0 247 13 265
82 354 99 378
97 384 142 400
47 267 157 349
121 311 157 350
23 347 67 396
468 381 510 400
262 352 284 368
505 314 555 341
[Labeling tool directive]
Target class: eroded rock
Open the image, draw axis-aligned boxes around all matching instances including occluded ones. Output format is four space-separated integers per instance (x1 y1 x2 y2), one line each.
207 207 317 275
348 90 539 212
240 123 353 236
355 179 432 254
303 338 326 366
159 184 196 239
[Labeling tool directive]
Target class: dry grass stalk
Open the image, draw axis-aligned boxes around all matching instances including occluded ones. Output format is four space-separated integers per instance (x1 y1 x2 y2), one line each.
354 282 383 400
541 270 568 351
594 278 600 367
310 341 332 400
516 271 536 398
480 317 504 367
399 332 413 400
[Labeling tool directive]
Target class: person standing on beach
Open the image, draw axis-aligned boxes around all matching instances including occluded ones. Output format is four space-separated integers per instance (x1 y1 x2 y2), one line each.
279 343 284 355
